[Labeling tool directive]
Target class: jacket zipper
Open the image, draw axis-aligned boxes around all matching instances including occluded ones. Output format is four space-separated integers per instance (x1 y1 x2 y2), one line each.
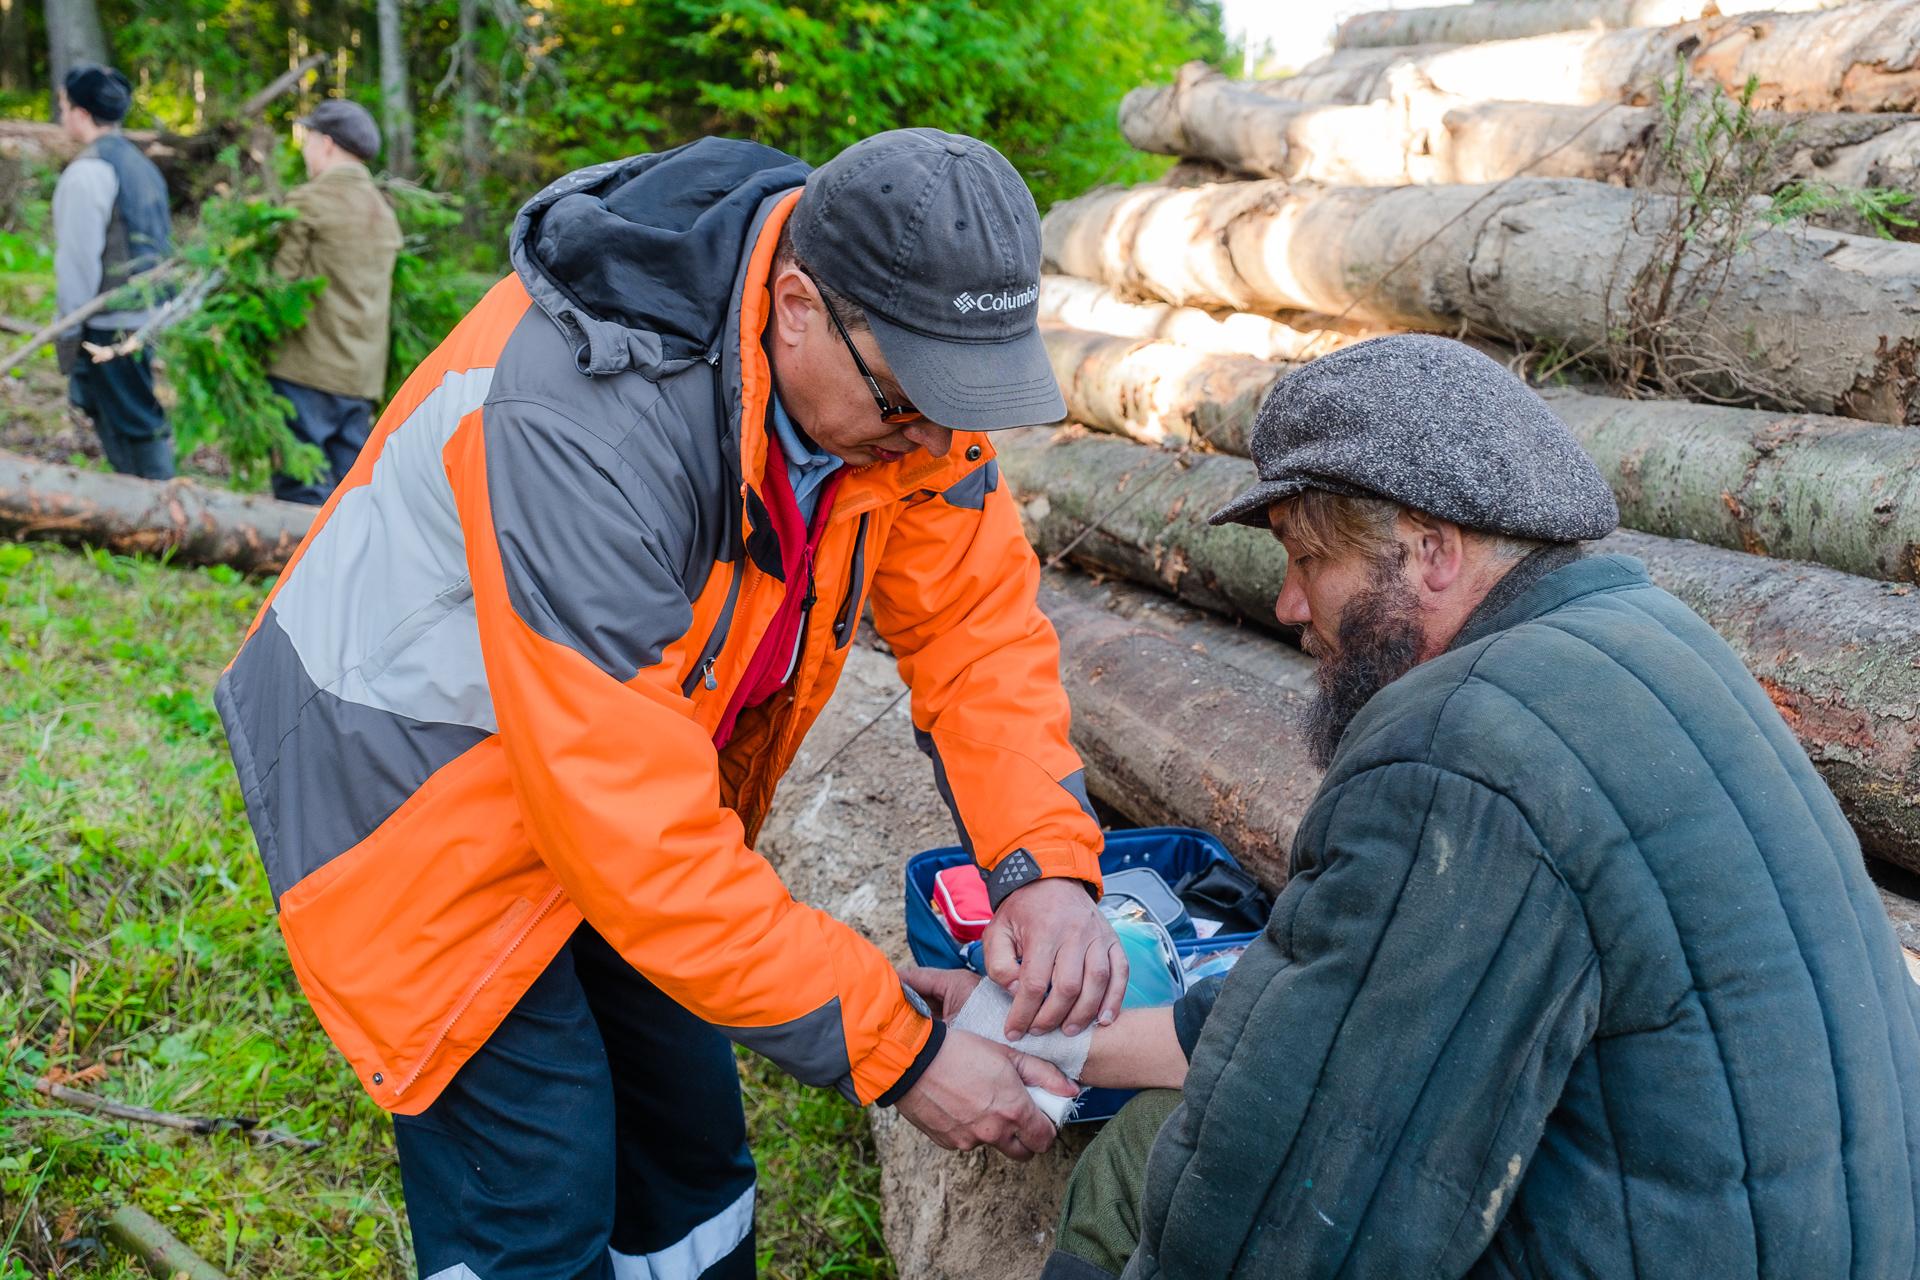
834 513 870 650
681 563 745 698
392 883 565 1100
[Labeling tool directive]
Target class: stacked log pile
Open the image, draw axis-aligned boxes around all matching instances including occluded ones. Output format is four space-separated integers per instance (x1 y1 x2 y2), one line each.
1021 0 1920 898
839 12 1920 1261
829 12 1920 1274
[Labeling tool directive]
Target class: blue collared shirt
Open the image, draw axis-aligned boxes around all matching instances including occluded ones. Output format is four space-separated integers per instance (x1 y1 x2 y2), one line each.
768 391 843 526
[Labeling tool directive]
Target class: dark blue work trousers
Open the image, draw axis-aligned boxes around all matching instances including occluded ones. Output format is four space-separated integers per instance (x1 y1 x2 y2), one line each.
68 324 172 481
392 925 758 1280
268 375 373 505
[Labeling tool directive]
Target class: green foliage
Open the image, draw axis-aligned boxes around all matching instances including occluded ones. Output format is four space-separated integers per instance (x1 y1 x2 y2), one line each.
1768 180 1917 240
1599 62 1916 406
384 181 493 401
152 197 325 490
0 541 893 1277
655 0 1224 205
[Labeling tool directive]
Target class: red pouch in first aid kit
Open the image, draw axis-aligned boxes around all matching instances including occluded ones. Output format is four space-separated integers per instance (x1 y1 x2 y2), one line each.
932 865 992 943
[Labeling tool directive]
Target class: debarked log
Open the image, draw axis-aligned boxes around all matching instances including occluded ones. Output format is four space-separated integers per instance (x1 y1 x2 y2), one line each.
1334 0 1853 51
1040 274 1371 362
1042 176 1920 424
1118 62 1920 238
998 426 1920 873
0 448 314 574
1272 2 1920 112
1040 571 1320 887
1038 326 1920 584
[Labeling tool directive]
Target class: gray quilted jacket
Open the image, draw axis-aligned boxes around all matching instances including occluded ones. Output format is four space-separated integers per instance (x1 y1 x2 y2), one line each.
1133 552 1920 1279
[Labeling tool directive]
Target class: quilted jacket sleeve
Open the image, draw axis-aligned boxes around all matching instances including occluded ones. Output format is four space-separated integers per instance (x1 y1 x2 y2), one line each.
868 458 1104 907
1134 761 1601 1279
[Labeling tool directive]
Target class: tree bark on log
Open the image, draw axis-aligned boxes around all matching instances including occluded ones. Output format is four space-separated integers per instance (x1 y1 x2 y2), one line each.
0 449 314 574
1040 574 1318 887
1042 176 1920 424
1275 2 1920 113
1040 326 1920 583
1041 274 1368 362
1335 0 1851 50
1118 62 1920 239
998 426 1920 873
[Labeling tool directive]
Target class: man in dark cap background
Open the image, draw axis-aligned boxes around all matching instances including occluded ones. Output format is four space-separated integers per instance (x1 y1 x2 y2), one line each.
53 62 174 480
265 97 402 503
904 334 1920 1279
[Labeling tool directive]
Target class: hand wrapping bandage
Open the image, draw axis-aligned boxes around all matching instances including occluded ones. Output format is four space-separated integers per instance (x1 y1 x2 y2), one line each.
949 980 1092 1128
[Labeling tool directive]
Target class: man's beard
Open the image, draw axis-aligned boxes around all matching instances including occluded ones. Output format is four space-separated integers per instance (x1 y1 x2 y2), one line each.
1299 557 1426 770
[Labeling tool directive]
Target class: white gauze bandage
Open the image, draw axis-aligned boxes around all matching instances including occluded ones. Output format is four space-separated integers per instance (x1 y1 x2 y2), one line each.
948 979 1092 1128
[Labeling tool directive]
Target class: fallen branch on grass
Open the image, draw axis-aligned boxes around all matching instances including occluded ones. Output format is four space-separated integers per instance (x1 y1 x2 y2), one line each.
33 1079 321 1152
102 1203 230 1280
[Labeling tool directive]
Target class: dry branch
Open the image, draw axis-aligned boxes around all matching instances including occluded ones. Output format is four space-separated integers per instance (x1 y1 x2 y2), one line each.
1042 176 1920 423
999 426 1920 873
35 1078 320 1150
1119 63 1920 238
0 449 314 573
1335 0 1854 50
102 1204 229 1280
1276 2 1920 112
1040 326 1920 582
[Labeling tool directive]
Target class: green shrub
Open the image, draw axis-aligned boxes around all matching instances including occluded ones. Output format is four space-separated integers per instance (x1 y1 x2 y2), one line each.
153 197 325 490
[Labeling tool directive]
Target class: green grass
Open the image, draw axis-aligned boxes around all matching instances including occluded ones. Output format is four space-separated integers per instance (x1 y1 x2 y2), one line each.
0 541 892 1278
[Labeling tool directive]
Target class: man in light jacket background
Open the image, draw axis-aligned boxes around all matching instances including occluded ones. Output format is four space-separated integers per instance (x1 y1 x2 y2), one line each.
53 63 174 480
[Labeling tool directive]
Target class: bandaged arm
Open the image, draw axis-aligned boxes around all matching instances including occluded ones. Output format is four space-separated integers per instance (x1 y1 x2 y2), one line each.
954 980 1189 1094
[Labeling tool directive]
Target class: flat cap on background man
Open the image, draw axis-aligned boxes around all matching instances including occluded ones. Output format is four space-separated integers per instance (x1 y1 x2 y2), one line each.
295 99 382 163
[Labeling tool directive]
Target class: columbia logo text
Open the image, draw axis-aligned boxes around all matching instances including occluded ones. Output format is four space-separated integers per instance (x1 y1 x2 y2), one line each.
953 285 1039 314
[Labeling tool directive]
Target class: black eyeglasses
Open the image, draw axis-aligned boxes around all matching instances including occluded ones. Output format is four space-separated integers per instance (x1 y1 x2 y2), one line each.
812 279 924 426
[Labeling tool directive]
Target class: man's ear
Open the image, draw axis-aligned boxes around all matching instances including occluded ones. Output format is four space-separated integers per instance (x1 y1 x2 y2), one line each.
1403 509 1467 595
768 264 817 351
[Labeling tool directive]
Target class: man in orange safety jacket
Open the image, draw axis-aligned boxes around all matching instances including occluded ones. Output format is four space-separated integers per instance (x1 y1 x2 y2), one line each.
216 128 1125 1278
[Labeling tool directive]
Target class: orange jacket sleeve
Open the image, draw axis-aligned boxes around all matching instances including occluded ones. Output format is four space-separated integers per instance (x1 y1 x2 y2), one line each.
449 399 934 1105
869 456 1105 907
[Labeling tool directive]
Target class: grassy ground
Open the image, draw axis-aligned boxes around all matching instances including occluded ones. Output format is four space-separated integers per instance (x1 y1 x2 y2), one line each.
0 541 893 1278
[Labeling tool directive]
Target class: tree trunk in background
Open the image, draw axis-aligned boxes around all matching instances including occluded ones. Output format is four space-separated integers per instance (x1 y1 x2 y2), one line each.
0 0 32 95
376 0 415 178
1334 0 1851 50
1118 63 1920 240
1275 1 1920 113
457 0 485 237
997 426 1920 874
1042 177 1920 424
0 449 315 575
1040 326 1920 584
44 0 110 120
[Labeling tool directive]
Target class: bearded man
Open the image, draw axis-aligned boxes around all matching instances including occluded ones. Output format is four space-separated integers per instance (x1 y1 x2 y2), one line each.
910 334 1920 1279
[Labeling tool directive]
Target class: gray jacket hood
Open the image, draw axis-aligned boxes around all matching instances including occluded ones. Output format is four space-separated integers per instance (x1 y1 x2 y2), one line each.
510 138 810 379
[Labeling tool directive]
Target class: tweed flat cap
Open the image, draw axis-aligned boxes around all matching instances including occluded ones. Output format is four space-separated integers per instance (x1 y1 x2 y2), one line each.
297 99 382 162
1207 334 1620 541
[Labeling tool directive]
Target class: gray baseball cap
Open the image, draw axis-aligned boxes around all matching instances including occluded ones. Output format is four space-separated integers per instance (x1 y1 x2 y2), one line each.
297 99 381 162
1207 335 1619 541
789 128 1066 431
